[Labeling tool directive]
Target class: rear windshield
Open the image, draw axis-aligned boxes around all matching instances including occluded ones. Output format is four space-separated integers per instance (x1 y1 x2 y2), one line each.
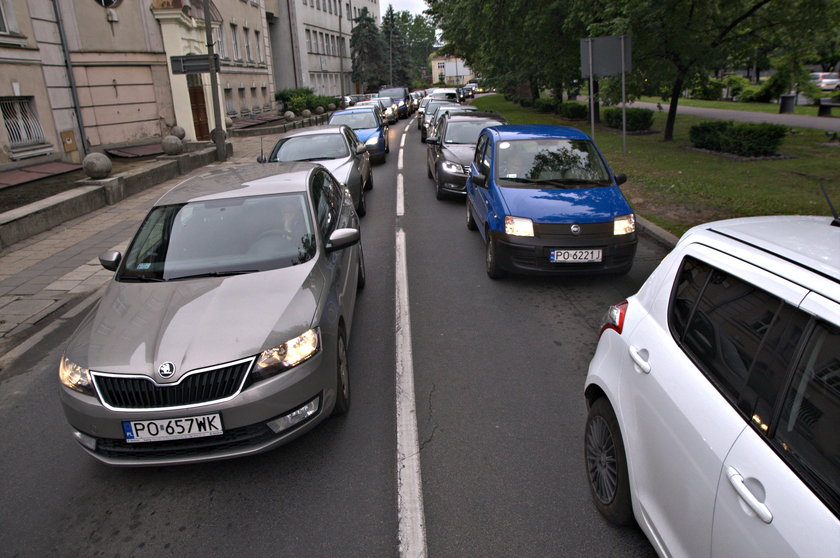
270 134 349 162
445 120 504 144
380 87 408 100
329 111 379 130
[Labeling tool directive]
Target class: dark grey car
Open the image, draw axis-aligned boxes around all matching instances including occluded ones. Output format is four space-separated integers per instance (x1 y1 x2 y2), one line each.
264 125 372 216
58 163 365 466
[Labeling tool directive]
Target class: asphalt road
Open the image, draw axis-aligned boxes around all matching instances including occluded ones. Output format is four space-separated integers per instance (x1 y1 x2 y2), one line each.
0 114 664 557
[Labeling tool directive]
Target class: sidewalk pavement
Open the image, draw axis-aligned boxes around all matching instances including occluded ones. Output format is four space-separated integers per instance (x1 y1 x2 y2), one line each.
0 135 268 366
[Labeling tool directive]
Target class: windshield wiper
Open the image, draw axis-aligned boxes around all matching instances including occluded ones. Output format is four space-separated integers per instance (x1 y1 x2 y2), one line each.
118 275 166 282
295 157 332 162
532 178 611 187
169 270 259 281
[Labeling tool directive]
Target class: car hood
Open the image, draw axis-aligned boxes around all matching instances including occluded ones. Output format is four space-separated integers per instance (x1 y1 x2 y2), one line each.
441 144 475 166
64 262 324 380
353 127 380 143
498 185 632 223
317 157 353 184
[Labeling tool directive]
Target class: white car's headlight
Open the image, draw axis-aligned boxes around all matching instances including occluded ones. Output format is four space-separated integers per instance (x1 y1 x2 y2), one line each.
505 216 534 237
365 136 380 146
253 328 320 381
614 214 636 235
59 355 94 395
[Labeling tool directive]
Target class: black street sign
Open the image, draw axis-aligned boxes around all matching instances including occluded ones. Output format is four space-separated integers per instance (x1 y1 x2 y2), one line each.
170 54 220 75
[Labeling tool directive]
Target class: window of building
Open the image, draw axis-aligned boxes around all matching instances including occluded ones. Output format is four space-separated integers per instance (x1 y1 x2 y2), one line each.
243 27 252 62
224 88 236 116
345 3 350 19
316 0 320 9
250 87 258 111
0 96 48 153
255 30 263 62
327 0 332 14
216 25 227 59
0 1 8 33
231 23 240 60
305 29 312 52
302 0 307 5
261 86 268 110
319 32 325 54
238 88 247 116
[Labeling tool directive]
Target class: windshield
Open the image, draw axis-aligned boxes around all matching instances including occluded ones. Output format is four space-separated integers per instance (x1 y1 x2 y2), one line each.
380 88 407 100
270 134 349 162
329 111 378 129
496 139 611 186
118 193 316 281
445 120 504 144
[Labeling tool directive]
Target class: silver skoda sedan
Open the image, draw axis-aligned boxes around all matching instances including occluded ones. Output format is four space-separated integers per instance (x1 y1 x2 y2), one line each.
58 163 366 466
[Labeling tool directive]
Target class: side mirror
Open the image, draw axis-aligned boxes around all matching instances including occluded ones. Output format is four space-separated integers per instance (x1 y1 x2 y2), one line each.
615 173 627 185
326 228 360 253
472 173 487 187
355 144 367 155
425 136 440 145
99 250 122 272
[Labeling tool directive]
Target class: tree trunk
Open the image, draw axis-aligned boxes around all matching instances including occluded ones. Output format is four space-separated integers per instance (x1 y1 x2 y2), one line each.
663 74 686 141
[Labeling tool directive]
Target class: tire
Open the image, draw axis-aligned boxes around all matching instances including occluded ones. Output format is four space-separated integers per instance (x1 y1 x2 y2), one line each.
332 329 350 416
427 162 433 179
356 186 366 217
485 232 504 279
356 244 366 290
466 200 477 231
365 171 373 191
435 178 445 200
584 397 635 526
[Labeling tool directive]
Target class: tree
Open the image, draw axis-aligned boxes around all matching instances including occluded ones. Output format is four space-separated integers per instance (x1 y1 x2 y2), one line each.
351 7 387 92
381 5 411 87
396 11 437 85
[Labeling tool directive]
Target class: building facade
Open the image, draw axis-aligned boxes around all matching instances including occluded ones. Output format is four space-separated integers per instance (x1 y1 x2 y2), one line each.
430 53 474 86
266 0 380 97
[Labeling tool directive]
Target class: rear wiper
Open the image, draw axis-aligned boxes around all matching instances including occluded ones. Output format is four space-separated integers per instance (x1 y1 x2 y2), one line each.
169 270 259 281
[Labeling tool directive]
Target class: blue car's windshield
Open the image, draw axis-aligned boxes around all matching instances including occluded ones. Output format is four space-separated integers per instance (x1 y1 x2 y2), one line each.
329 112 378 130
496 139 611 187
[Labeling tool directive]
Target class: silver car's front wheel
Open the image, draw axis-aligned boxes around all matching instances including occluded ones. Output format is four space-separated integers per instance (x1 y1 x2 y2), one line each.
332 330 350 416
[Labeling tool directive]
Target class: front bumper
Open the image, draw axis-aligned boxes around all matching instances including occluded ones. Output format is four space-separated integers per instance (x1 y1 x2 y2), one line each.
59 349 338 466
436 163 469 194
491 227 638 275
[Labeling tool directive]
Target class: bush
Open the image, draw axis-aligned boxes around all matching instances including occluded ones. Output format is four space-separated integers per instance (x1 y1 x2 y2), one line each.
603 107 654 131
287 94 312 114
558 101 588 119
690 79 725 101
534 97 558 113
723 74 750 99
276 87 314 104
519 98 534 108
689 120 788 157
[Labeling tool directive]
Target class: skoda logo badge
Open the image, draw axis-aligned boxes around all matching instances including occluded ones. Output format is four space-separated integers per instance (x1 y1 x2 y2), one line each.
571 224 581 235
158 361 176 379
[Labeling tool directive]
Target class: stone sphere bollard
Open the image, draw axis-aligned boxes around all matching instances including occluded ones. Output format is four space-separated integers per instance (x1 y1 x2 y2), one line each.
301 109 312 118
224 116 233 127
284 110 295 120
327 103 336 111
170 125 186 140
315 106 325 115
83 152 112 179
161 135 184 155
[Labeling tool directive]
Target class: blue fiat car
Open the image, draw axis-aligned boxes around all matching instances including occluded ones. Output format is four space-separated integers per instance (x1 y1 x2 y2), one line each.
465 125 637 278
328 107 389 163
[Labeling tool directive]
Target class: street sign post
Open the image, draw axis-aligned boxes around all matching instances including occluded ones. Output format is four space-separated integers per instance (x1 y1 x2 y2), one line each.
170 54 221 75
580 35 632 152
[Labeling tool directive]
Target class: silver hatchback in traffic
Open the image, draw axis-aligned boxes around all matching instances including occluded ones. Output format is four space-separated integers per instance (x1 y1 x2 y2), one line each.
58 163 365 466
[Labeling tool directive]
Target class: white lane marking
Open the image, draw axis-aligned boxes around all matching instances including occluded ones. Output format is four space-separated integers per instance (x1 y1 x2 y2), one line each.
397 174 405 217
398 149 404 170
395 228 427 558
400 133 407 148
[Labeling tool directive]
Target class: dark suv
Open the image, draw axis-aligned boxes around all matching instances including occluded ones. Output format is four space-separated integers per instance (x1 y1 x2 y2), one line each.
379 86 411 119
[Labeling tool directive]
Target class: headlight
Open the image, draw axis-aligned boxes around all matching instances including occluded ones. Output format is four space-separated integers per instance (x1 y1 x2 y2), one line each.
441 161 463 174
365 136 380 146
59 355 94 395
505 216 534 237
252 328 320 381
614 214 636 235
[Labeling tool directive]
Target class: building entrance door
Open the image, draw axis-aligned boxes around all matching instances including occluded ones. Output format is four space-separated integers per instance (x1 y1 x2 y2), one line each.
187 74 210 141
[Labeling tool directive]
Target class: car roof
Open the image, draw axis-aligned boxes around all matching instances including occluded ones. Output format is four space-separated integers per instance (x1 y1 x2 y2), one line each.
155 163 318 206
485 124 592 142
696 215 840 284
275 124 349 139
445 111 506 123
332 107 378 115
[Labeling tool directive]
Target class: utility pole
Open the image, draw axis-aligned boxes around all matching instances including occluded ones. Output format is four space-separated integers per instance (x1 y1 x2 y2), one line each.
203 1 226 161
389 25 393 86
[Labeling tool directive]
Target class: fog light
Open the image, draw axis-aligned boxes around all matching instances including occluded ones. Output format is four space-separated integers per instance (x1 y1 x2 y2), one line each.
266 397 320 433
73 431 97 451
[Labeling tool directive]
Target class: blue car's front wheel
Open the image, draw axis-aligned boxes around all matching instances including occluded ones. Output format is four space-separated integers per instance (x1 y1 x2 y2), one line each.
485 232 504 279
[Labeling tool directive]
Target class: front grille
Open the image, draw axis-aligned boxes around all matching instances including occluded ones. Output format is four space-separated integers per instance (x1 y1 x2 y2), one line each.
93 358 254 410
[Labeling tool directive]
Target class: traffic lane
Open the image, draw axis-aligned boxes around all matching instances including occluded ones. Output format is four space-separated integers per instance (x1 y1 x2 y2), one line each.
402 128 660 556
0 133 402 557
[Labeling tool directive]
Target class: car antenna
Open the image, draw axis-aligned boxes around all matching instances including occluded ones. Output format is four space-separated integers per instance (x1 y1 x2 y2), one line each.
257 137 266 164
818 183 840 227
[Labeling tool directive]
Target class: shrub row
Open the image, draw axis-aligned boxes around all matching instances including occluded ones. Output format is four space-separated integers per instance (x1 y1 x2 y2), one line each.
287 93 337 114
689 121 788 157
602 107 654 131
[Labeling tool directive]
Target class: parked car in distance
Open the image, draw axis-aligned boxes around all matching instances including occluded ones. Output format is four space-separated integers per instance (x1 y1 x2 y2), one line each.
417 96 433 129
465 124 636 278
263 125 372 216
429 88 460 103
379 86 412 118
426 111 507 199
58 163 366 466
425 104 480 142
420 100 461 142
584 215 840 558
810 72 840 91
328 107 389 163
358 97 397 124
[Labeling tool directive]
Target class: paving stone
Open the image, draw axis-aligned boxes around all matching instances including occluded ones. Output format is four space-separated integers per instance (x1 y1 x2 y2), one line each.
1 298 55 316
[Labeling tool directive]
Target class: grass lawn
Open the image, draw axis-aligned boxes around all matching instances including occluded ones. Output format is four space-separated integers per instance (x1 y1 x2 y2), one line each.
472 94 840 236
635 96 826 117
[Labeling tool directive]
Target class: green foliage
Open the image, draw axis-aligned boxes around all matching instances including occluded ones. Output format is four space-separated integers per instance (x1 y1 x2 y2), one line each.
690 79 725 101
723 75 750 98
689 121 788 156
558 102 588 120
534 97 558 113
603 107 654 131
519 98 534 108
351 7 387 92
286 94 337 113
276 88 314 104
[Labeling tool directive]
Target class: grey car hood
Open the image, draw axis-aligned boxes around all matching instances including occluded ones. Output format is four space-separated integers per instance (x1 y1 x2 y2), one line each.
65 262 324 380
441 144 476 167
317 158 353 185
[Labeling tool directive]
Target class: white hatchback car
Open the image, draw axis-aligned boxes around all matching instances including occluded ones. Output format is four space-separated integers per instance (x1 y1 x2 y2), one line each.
584 215 839 557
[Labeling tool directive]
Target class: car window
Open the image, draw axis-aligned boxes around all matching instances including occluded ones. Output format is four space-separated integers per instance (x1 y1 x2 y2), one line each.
269 134 349 162
474 135 487 168
445 120 503 145
496 139 611 185
774 320 840 510
311 170 340 239
479 137 492 175
329 111 378 130
343 128 360 150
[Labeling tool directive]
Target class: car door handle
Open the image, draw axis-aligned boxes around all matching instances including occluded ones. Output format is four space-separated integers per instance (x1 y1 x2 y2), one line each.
726 467 773 524
628 346 651 374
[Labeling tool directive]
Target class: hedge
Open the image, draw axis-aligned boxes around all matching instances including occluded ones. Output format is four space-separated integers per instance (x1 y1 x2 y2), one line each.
534 98 558 113
603 107 654 131
287 93 337 114
558 101 588 119
689 121 788 157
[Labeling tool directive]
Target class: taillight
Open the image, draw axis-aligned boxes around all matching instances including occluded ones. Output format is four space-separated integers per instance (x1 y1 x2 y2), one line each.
599 300 628 336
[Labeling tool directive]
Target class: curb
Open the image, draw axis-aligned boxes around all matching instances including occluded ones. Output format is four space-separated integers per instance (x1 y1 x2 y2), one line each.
636 215 679 250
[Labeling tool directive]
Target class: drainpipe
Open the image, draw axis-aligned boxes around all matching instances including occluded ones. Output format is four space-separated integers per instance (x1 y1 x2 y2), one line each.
286 0 299 87
52 0 88 156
